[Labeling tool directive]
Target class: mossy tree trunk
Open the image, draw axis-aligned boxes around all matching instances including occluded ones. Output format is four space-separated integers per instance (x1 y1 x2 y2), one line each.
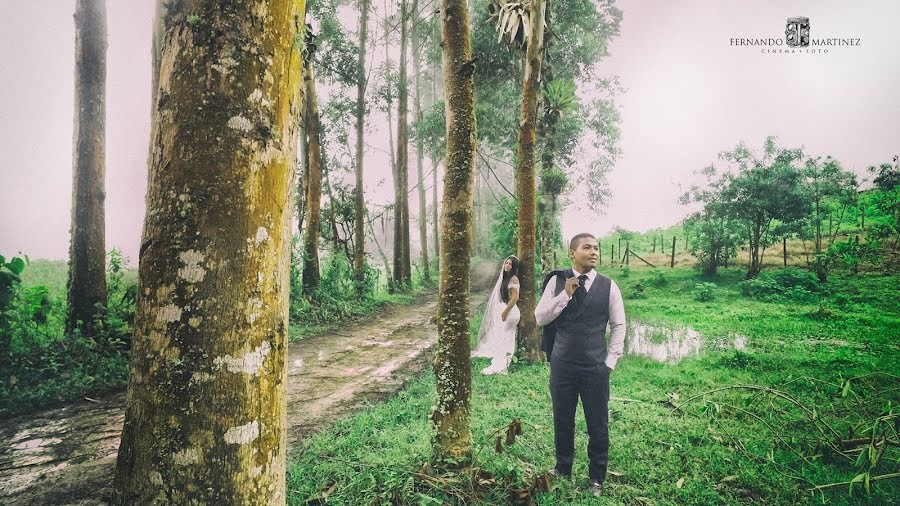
112 2 306 503
301 57 323 293
67 0 108 337
515 0 545 363
431 0 476 466
353 0 369 283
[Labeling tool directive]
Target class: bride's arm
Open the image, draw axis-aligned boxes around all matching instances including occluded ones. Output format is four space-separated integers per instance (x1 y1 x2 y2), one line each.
501 276 520 319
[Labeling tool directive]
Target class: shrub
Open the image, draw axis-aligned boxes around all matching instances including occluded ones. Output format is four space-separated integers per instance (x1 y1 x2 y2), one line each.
628 282 647 299
648 269 668 287
741 267 821 302
693 282 717 302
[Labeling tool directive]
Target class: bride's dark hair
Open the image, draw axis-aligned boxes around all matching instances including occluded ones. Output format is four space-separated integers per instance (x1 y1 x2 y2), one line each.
499 256 519 303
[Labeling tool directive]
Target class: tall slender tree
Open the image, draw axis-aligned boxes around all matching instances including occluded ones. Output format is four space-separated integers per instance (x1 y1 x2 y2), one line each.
394 0 412 287
67 0 108 337
514 0 546 362
353 0 370 283
431 47 441 268
432 0 476 466
112 2 306 503
301 40 324 293
411 0 430 282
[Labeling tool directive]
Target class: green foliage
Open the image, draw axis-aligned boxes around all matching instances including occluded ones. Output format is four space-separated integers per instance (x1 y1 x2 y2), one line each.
826 237 882 274
291 252 376 324
0 253 26 307
307 0 359 85
627 281 647 299
740 267 821 303
489 196 518 257
538 164 568 199
681 166 743 276
648 269 668 287
0 252 134 417
692 282 717 302
541 79 576 119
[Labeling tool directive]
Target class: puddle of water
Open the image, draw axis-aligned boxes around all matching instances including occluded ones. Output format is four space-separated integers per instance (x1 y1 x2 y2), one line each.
625 322 747 364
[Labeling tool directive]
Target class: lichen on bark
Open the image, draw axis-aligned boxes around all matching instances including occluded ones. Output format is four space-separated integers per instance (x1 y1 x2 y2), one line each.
112 2 306 504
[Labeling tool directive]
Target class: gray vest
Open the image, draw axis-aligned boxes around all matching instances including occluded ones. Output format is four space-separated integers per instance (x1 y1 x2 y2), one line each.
551 272 612 365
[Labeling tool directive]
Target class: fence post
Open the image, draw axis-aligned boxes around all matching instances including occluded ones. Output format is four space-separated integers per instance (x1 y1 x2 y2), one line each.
783 237 787 266
670 236 677 268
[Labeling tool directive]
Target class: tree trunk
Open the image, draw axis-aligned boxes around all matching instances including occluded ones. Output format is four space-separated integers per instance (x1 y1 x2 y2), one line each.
747 223 762 279
396 0 412 286
112 2 305 503
301 58 323 293
433 157 441 266
367 217 393 292
296 109 309 234
382 2 404 288
431 0 475 466
783 237 787 266
431 59 441 267
353 0 370 283
412 0 430 282
67 0 108 337
514 0 546 364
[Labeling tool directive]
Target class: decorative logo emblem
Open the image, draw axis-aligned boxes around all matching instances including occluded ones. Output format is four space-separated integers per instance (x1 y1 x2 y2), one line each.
785 17 810 48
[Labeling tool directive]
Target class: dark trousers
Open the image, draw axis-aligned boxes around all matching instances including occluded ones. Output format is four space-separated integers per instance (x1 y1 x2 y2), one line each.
549 356 610 482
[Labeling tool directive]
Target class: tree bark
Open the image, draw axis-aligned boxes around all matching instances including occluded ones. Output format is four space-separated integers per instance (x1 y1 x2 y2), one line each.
396 0 412 286
431 53 441 268
411 0 430 282
296 106 309 235
353 0 369 283
67 0 108 337
514 0 546 363
112 2 305 503
432 0 475 466
301 58 323 293
367 217 393 292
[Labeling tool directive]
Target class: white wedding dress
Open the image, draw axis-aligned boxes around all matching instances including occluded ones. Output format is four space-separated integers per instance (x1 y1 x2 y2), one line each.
472 272 520 375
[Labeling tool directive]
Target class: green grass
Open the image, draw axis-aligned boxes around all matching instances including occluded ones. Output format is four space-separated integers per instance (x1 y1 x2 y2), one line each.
287 267 899 505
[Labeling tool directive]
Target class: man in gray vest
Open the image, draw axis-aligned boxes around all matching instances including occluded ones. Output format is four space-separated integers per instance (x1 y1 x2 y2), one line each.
535 232 626 496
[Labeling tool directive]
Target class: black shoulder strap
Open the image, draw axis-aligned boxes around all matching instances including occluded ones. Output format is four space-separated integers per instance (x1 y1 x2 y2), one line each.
541 269 569 292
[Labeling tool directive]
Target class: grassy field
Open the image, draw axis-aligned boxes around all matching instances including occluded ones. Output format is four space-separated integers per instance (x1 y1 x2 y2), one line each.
287 266 899 505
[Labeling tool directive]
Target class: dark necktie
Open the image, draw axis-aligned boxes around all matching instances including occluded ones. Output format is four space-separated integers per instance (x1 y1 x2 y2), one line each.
574 274 588 305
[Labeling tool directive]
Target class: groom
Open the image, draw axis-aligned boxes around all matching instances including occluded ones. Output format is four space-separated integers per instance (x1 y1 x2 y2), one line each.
535 232 626 496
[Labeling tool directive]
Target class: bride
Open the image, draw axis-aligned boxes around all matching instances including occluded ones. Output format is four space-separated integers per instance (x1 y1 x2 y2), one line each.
472 256 520 375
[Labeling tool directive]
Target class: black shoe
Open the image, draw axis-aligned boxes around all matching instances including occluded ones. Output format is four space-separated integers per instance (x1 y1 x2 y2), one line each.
547 468 571 481
588 479 604 497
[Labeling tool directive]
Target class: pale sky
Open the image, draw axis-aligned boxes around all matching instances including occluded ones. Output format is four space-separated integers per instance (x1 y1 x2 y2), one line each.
1 0 898 261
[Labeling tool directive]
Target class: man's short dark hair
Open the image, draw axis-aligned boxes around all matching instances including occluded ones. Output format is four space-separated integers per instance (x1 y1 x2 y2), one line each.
569 233 596 251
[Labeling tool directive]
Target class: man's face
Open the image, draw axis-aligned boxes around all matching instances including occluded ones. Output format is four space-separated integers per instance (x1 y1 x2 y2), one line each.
570 237 599 269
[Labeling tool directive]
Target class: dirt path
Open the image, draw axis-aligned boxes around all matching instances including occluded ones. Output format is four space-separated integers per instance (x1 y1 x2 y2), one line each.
0 263 496 506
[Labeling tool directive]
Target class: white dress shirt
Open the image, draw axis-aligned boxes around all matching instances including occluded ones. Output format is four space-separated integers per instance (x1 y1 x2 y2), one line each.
534 267 627 370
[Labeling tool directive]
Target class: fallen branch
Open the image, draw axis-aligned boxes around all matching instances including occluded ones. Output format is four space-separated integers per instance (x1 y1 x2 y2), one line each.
808 472 900 492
